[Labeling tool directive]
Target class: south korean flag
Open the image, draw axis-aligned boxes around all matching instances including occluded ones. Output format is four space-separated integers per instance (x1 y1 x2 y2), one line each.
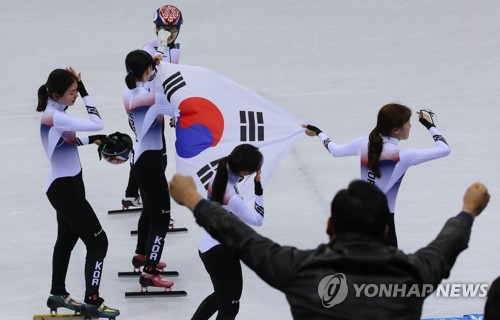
153 62 304 200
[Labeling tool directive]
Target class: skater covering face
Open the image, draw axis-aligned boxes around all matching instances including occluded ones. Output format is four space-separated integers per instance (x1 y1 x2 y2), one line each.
152 4 183 54
156 25 179 44
191 143 265 320
211 143 264 204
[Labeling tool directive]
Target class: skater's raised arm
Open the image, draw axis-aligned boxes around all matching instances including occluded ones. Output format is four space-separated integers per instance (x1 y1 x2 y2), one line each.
302 124 363 158
407 182 489 288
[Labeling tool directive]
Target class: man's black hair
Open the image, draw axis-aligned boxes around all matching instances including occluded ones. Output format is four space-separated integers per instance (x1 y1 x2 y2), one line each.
330 180 390 238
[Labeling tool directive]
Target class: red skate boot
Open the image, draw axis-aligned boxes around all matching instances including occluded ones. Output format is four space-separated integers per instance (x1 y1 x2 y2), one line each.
139 267 174 291
132 254 166 272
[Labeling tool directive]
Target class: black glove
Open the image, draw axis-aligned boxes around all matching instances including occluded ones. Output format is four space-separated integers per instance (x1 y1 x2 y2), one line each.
89 134 107 144
77 81 89 97
306 124 322 135
418 117 435 130
254 180 263 196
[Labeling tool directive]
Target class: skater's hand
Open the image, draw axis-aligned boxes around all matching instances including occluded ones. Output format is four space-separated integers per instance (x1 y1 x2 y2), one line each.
169 116 176 128
254 169 263 196
462 182 490 218
66 66 89 97
170 174 203 211
153 54 163 64
417 110 436 129
302 124 322 136
156 29 169 54
254 169 262 183
66 66 81 81
89 134 107 146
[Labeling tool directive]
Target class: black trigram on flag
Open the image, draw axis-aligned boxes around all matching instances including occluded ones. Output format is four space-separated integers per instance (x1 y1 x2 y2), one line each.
162 71 186 102
240 111 264 142
197 159 221 191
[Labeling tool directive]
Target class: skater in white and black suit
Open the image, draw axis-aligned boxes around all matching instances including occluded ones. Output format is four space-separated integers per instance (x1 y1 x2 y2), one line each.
192 144 264 320
37 68 119 318
121 4 183 208
303 103 451 248
123 50 176 288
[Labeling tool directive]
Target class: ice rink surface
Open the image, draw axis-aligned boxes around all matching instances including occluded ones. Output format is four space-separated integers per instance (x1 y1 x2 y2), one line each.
1 1 500 319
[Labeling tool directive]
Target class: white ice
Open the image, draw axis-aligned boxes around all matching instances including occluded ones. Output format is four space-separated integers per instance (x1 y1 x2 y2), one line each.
1 1 500 319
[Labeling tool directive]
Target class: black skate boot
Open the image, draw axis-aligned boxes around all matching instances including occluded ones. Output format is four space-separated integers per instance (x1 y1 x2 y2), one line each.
121 195 141 208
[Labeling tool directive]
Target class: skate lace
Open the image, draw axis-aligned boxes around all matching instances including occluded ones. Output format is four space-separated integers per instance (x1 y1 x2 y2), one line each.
97 303 117 313
63 295 82 307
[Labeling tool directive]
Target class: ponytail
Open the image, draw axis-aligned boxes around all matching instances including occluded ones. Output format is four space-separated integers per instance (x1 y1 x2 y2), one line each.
368 103 412 178
367 127 383 178
124 50 155 89
36 84 49 112
125 72 137 90
210 157 229 204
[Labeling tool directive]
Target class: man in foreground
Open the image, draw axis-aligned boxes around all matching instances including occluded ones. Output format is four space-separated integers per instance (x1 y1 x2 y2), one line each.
169 174 490 320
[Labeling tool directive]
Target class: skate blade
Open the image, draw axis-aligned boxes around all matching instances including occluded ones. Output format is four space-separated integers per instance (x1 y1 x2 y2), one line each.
124 289 187 298
33 314 98 319
118 270 179 277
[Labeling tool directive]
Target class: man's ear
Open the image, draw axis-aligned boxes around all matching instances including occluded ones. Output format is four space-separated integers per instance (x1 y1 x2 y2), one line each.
326 216 334 239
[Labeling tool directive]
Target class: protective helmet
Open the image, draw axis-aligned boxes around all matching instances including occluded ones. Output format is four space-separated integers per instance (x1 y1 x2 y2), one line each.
153 5 183 26
99 132 133 165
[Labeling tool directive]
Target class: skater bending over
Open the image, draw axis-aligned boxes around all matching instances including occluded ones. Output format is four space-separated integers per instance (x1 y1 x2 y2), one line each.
37 68 119 318
303 103 451 248
192 144 264 320
123 50 176 288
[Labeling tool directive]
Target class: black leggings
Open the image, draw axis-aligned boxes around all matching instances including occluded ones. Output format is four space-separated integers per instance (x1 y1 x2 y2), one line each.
46 171 108 299
125 124 167 198
132 151 171 269
192 245 242 320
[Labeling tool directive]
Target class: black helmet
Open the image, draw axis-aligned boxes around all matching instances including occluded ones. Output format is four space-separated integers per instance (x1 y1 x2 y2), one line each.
99 132 133 165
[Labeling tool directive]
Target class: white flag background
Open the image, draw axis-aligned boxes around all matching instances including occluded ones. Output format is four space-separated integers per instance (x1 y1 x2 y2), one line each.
153 62 304 201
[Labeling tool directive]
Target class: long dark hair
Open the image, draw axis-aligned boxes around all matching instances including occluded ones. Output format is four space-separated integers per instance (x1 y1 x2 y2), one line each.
124 50 155 89
367 103 411 177
210 144 264 204
36 69 78 112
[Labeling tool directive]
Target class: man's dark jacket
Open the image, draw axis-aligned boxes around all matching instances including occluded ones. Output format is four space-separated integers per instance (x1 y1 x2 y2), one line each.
193 200 473 320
